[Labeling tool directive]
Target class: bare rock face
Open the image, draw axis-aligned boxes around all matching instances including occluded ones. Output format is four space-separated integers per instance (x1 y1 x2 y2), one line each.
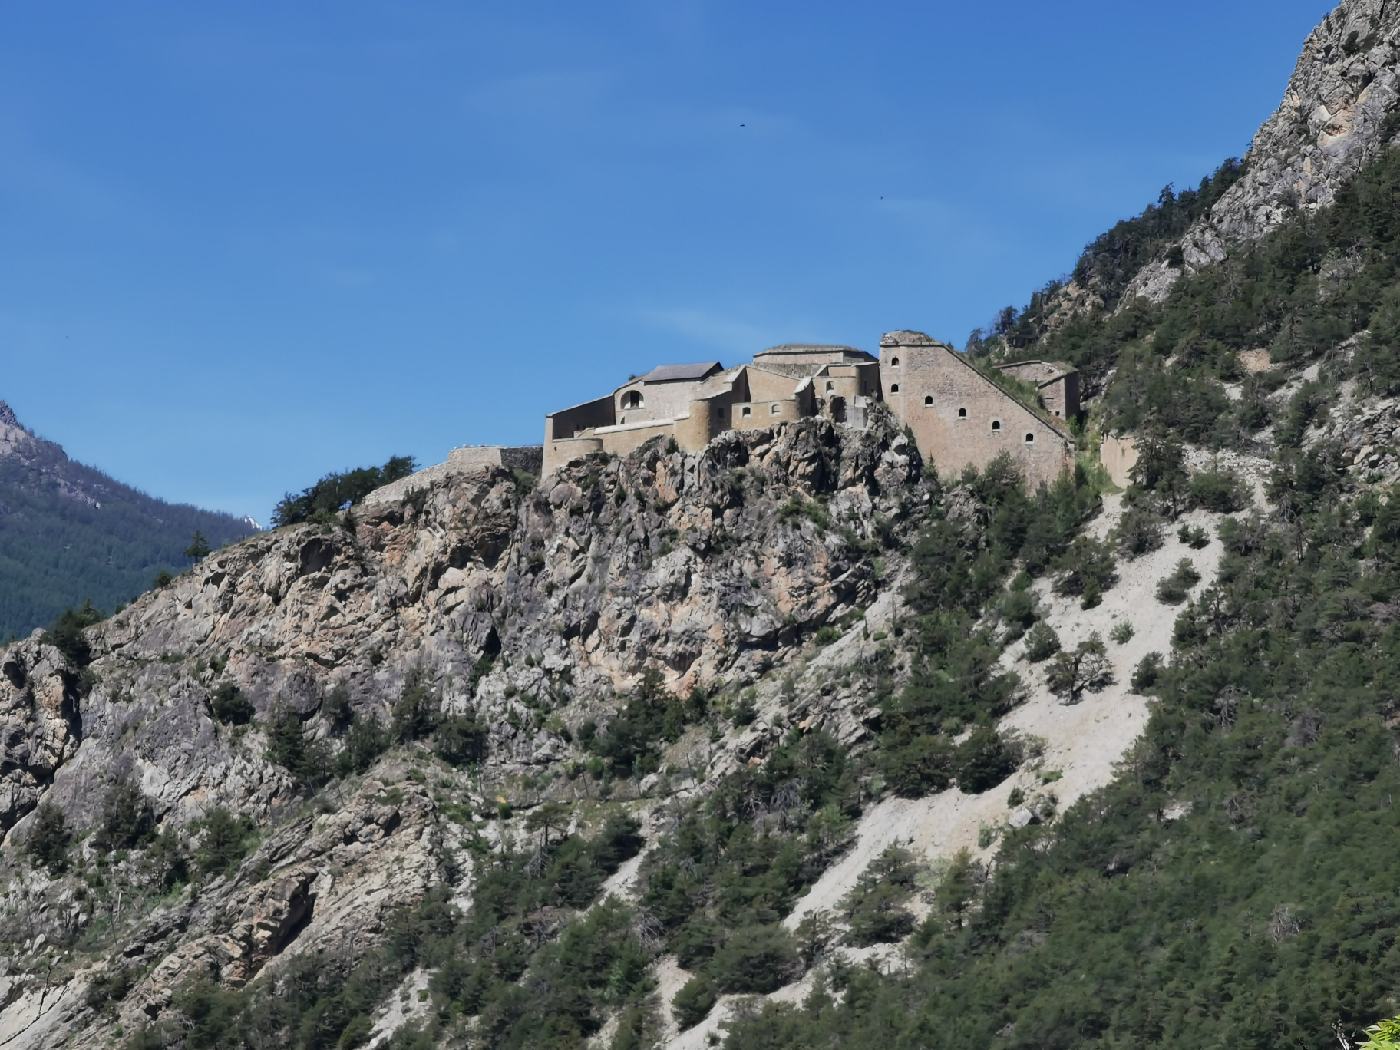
1126 0 1400 302
0 640 81 833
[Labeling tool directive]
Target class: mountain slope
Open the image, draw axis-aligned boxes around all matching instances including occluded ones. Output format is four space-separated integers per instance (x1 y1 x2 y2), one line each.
0 401 256 640
1125 0 1400 302
3 3 1400 1049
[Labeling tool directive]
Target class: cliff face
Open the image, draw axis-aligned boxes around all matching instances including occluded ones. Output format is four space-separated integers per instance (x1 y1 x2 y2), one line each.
1126 0 1400 301
0 414 927 1046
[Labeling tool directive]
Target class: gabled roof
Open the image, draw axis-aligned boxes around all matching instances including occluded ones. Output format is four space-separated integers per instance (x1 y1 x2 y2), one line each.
636 362 723 383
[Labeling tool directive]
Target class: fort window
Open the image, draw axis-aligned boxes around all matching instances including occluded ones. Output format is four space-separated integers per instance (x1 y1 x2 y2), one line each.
890 384 900 393
620 390 643 410
741 406 752 417
923 395 933 406
957 407 967 418
991 420 1001 432
826 381 835 391
770 403 781 415
1024 432 1035 443
890 356 900 366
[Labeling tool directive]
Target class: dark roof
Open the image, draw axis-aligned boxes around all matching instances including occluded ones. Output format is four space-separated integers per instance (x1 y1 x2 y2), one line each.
636 362 722 383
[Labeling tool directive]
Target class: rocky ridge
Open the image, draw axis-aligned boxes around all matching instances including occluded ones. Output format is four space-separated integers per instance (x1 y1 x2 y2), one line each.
1124 0 1400 301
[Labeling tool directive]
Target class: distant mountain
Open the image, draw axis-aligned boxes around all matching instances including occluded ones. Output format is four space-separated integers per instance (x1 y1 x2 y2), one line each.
0 400 257 640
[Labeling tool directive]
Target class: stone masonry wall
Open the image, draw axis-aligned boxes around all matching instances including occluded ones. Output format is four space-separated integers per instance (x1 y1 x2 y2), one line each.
365 445 542 506
881 333 1074 489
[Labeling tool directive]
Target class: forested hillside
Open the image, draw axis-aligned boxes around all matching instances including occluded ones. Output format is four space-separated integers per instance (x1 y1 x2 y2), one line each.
719 66 1400 1050
0 402 255 640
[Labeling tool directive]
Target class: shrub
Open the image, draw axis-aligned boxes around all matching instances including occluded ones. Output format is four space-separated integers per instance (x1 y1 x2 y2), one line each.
881 735 955 798
272 455 417 527
265 707 330 789
999 588 1037 641
41 601 103 669
95 775 156 851
25 803 70 874
1109 621 1135 644
391 672 440 743
1188 469 1248 512
709 924 801 994
1156 559 1202 604
194 807 256 878
337 714 389 776
209 682 254 726
434 714 489 767
954 727 1021 793
1114 505 1165 557
1178 523 1211 549
672 974 717 1030
843 845 918 947
1045 633 1114 704
323 684 353 730
1360 1015 1400 1050
1053 536 1118 608
1131 652 1165 692
1024 621 1061 662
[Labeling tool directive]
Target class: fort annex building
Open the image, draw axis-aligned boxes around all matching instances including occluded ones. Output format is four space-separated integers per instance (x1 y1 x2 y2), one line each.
544 331 1079 488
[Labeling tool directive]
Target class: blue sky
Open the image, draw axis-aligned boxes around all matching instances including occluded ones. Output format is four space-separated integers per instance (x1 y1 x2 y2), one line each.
3 1 1332 521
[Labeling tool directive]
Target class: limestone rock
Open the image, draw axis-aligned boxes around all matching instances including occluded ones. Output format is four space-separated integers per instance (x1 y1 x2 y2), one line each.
1125 0 1400 303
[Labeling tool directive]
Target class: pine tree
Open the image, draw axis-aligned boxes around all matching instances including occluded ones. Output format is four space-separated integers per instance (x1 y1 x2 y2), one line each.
184 530 211 560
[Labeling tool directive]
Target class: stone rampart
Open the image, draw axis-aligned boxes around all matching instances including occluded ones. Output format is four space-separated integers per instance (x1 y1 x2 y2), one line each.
363 445 542 506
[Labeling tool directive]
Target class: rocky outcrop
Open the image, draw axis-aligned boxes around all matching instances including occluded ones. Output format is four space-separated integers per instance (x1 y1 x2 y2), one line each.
0 640 81 833
0 415 928 1047
1126 0 1400 302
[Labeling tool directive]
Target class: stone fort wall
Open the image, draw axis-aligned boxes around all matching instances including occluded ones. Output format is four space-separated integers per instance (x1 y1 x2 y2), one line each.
363 445 542 506
880 333 1074 490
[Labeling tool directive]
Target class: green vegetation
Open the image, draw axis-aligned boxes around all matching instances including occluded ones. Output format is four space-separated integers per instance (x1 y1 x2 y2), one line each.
94 774 156 851
271 455 416 527
1023 620 1061 662
0 447 252 641
997 144 1400 451
24 804 71 875
130 813 648 1050
967 158 1246 352
41 600 105 670
881 457 1101 797
673 974 718 1030
1155 558 1202 604
842 845 919 946
578 670 707 779
193 807 257 878
1044 633 1113 703
209 682 255 726
722 467 1400 1049
1363 1017 1400 1050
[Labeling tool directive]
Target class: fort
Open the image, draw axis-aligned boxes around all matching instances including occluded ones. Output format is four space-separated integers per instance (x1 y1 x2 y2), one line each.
372 330 1080 502
544 330 1078 489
